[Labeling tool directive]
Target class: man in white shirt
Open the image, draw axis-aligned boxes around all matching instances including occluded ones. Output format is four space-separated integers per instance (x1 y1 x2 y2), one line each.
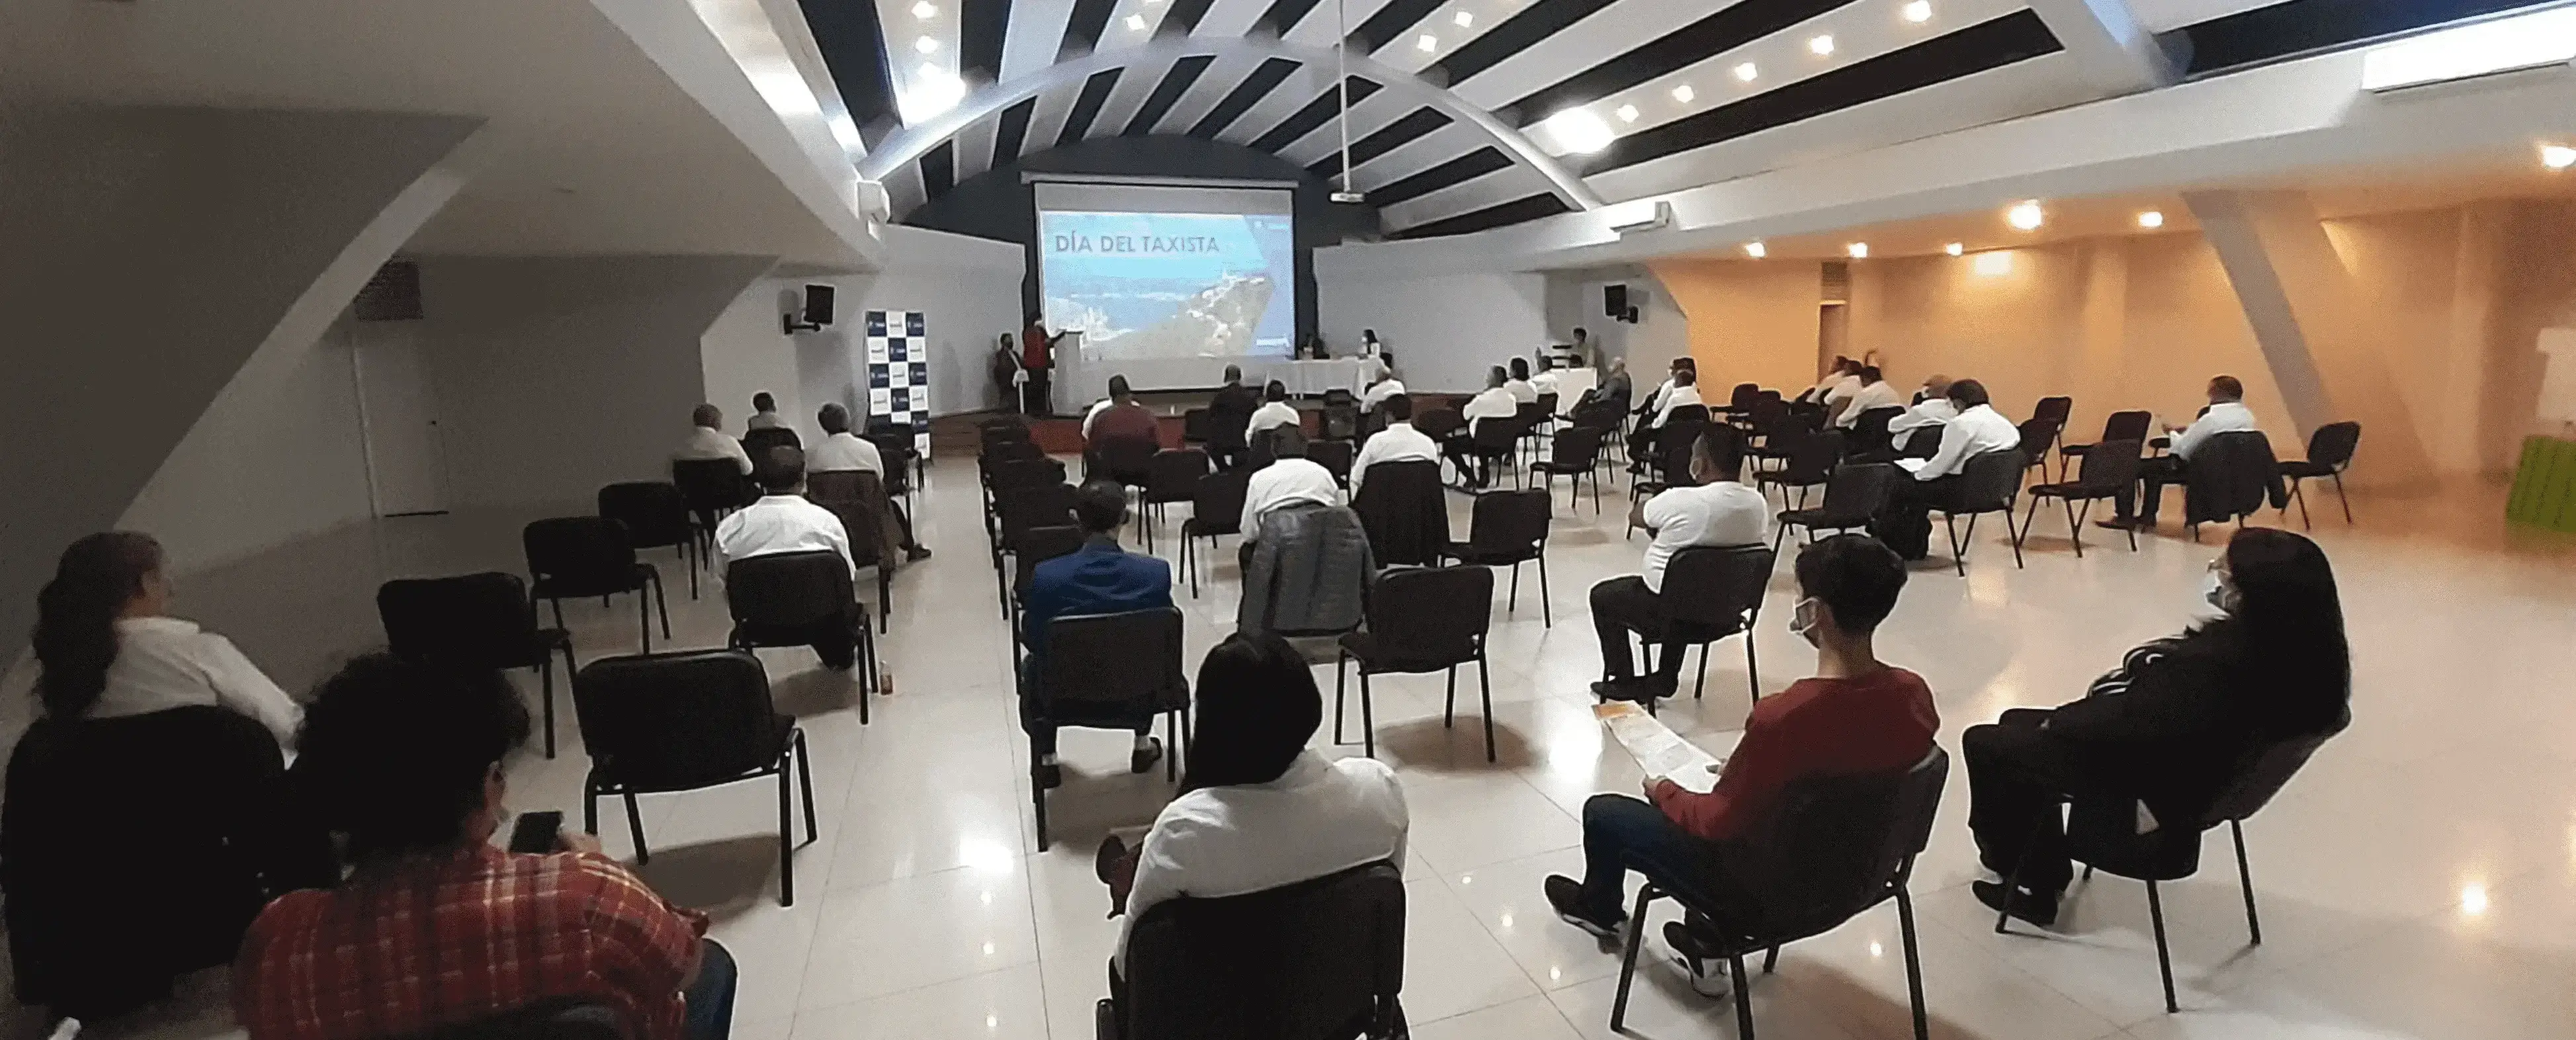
1504 359 1539 405
1878 379 2020 561
745 392 786 431
1886 375 1956 438
2110 374 2262 529
1590 429 1769 701
1241 440 1344 542
1831 366 1906 429
810 404 931 561
1245 381 1300 441
1360 372 1406 414
1530 355 1562 400
716 445 865 670
1801 358 1863 406
675 404 753 474
1445 367 1521 489
1350 394 1439 495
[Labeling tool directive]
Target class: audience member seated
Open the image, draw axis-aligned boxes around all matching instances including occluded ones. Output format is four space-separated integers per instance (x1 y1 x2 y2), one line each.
1094 631 1409 969
1241 439 1343 551
1208 365 1263 468
236 654 735 1040
1361 372 1406 415
1445 367 1520 489
1505 358 1539 404
1021 482 1171 785
1885 374 1957 436
1874 379 2021 560
1531 355 1562 400
2105 374 2262 532
1590 357 1634 412
1350 394 1439 495
1629 366 1704 473
1088 375 1162 449
716 446 863 670
809 404 930 562
1246 381 1300 441
744 392 785 431
1589 430 1769 703
1547 535 1936 995
1964 527 2348 926
1634 357 1695 427
1798 357 1864 406
1832 365 1904 428
675 404 753 475
16 531 301 748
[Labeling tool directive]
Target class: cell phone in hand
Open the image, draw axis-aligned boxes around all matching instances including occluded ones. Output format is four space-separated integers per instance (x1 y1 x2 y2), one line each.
507 810 565 854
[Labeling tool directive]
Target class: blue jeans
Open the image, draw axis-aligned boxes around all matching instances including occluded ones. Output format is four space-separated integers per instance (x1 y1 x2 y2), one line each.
684 939 738 1040
1574 795 1729 921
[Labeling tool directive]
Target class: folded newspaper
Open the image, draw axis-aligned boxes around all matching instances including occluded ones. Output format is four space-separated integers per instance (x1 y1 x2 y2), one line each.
1593 702 1739 795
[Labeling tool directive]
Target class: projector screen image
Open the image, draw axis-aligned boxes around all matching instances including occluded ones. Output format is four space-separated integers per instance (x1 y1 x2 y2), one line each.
1039 210 1296 359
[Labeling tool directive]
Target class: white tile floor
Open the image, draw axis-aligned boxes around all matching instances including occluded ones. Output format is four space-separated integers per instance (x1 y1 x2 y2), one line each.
46 456 2576 1040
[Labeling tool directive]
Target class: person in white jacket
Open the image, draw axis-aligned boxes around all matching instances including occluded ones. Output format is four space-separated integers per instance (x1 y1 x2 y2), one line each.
23 532 301 750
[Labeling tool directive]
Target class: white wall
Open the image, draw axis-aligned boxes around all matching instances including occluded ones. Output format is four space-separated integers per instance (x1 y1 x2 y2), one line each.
701 275 810 441
1314 265 1549 393
1543 268 1688 378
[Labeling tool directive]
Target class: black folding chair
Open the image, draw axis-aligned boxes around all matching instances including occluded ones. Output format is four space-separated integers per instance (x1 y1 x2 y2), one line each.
1102 863 1406 1040
1309 439 1355 490
1774 462 1899 554
1627 422 1716 539
1180 470 1250 597
993 481 1077 615
378 572 578 758
2015 417 2065 484
522 517 669 652
724 550 878 716
1931 451 2028 576
572 650 817 905
805 470 896 630
1009 525 1087 632
2279 421 2360 528
672 457 753 550
1180 408 1211 447
1438 489 1554 626
2061 410 2151 480
1647 544 1775 705
1754 429 1844 509
598 482 701 598
1334 566 1494 761
1027 608 1191 849
1462 417 1521 490
1140 449 1209 554
1534 426 1606 513
2019 439 2143 556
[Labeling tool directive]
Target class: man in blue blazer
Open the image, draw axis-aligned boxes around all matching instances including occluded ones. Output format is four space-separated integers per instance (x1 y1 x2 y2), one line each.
1021 480 1172 788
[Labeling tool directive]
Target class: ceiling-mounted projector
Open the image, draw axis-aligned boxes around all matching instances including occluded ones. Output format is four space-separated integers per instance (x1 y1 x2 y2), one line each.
1613 200 1675 236
1330 190 1367 204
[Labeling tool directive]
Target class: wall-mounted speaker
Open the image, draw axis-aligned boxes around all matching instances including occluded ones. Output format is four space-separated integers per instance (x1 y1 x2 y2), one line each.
784 284 836 334
1604 283 1627 318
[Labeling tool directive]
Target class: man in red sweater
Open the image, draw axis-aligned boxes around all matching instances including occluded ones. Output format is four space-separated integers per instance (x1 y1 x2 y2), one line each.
1546 535 1938 989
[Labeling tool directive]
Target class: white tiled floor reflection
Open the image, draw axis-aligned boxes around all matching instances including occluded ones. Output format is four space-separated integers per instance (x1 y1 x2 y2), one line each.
62 458 2576 1040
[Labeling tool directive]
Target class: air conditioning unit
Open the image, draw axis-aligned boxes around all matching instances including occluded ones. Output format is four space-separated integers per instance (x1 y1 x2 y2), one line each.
855 181 891 222
1611 200 1675 236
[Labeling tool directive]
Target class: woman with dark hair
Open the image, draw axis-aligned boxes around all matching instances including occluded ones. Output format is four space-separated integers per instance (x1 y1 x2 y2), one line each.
1504 357 1539 404
25 531 299 748
1101 632 1408 965
1964 527 2351 926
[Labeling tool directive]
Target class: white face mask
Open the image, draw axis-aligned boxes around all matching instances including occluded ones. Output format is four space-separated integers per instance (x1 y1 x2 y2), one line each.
1787 597 1823 646
2200 564 2239 617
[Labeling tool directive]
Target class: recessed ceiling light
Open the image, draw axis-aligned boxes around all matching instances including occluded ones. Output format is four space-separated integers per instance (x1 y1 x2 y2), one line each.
1453 10 1473 27
1733 62 1758 83
1416 33 1438 51
1744 241 1767 259
1903 1 1932 23
1671 83 1696 103
1809 34 1836 56
911 0 937 17
2007 200 2044 231
1944 242 1964 257
900 64 965 122
1847 242 1869 259
914 35 939 53
1125 14 1145 30
1615 104 1639 123
2545 144 2576 170
1544 108 1613 154
2137 210 2166 228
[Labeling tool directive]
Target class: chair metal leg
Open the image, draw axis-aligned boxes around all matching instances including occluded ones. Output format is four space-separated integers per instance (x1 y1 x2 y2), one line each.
1762 946 1779 973
1477 652 1495 763
623 791 649 864
537 660 556 759
2018 494 2041 554
1334 650 1349 743
1507 561 1520 613
1360 670 1378 759
2333 471 2353 524
2147 879 2179 1013
636 589 652 653
583 781 599 835
1165 710 1178 781
2231 819 2263 944
2062 497 2084 558
796 730 818 842
550 597 566 631
1692 642 1709 701
1995 816 2048 935
1745 628 1760 702
1443 666 1457 727
1610 885 1656 1032
777 760 796 906
652 572 671 641
1729 955 1757 1039
1537 555 1551 627
1897 886 1930 1040
1032 759 1051 852
2289 479 2312 529
1946 515 1968 577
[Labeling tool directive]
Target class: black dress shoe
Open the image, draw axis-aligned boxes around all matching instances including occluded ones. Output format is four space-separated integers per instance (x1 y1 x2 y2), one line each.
904 545 933 562
1129 737 1164 774
2095 517 2141 532
1974 879 2060 928
1543 875 1624 941
1035 761 1062 789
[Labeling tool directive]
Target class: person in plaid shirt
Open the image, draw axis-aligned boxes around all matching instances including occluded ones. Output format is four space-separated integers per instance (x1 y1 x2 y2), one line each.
234 655 736 1040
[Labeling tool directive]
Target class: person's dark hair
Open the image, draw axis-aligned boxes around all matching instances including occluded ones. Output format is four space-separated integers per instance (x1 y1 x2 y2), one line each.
757 445 805 493
1674 367 1697 387
1224 364 1243 384
2208 528 2350 736
1795 534 1908 634
296 653 530 863
1860 365 1883 383
1694 427 1743 481
1384 394 1412 421
1109 375 1133 402
2209 375 2245 402
1486 366 1507 388
1181 632 1321 793
1834 356 1859 374
32 532 163 720
1672 357 1696 372
1073 480 1128 535
1574 326 1588 338
818 402 851 435
1265 380 1289 402
1510 357 1530 380
692 404 722 429
1946 378 1990 408
752 392 776 412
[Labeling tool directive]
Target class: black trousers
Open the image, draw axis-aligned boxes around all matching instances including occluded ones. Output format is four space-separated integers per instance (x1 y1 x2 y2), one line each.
1872 474 1963 561
1443 436 1491 487
1965 708 2115 894
891 500 922 550
2116 456 2186 523
783 608 863 671
1591 576 1688 683
1022 370 1052 416
1019 672 1153 756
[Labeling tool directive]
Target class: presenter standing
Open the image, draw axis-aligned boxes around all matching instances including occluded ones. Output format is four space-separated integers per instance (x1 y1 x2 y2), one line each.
1022 313 1066 416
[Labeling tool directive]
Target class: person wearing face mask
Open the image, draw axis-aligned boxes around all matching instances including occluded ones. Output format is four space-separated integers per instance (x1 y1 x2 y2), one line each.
1547 535 1938 994
1962 527 2351 928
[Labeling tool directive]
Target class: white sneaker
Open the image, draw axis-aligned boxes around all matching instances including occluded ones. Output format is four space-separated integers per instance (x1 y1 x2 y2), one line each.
1670 952 1733 998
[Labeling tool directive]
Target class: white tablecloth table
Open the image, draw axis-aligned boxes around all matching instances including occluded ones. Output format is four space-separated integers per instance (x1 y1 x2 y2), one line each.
1262 358 1375 398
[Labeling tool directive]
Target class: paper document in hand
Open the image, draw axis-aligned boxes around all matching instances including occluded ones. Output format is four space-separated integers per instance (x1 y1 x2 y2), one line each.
1594 702 1728 794
1895 458 1928 473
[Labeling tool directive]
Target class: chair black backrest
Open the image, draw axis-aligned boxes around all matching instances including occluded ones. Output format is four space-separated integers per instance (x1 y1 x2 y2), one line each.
598 482 693 550
1536 392 1559 417
1726 748 1948 943
1746 397 1788 431
988 456 1063 496
1466 488 1550 558
725 550 853 629
1095 435 1161 484
1322 402 1360 441
1013 525 1087 599
2187 431 2284 523
2102 409 2153 443
1416 408 1464 441
2075 439 2145 489
743 427 800 458
980 416 1031 445
1191 470 1253 535
1660 544 1774 628
379 572 544 670
523 517 638 592
1323 388 1356 407
1654 421 1709 487
1899 425 1943 459
1366 566 1492 666
1039 608 1188 715
1350 460 1447 566
1780 429 1846 484
863 429 916 492
2307 421 2362 470
999 482 1079 545
1782 402 1825 433
982 439 1045 468
1849 407 1902 456
1182 408 1212 445
1121 861 1405 1040
806 471 890 568
1549 426 1605 468
1250 425 1308 470
2204 710 2349 826
672 458 751 511
400 1000 626 1040
1668 404 1713 427
1729 383 1761 411
1147 449 1211 501
1815 463 1901 522
2014 418 2063 462
2032 396 2072 428
1469 415 1520 452
573 650 784 789
1950 451 2025 514
1309 439 1355 483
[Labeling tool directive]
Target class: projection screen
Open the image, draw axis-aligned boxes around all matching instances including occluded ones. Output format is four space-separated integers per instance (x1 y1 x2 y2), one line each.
1035 178 1297 394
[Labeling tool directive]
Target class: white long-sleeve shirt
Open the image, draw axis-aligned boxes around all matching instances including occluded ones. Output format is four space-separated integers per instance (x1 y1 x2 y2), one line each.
1504 379 1539 404
1351 421 1440 494
745 411 787 431
675 426 753 474
1117 752 1409 965
1246 401 1300 438
1462 388 1519 435
1834 380 1905 427
808 432 883 474
1651 384 1705 428
716 494 855 576
1531 371 1561 398
72 617 303 751
2170 401 2260 459
1361 379 1406 413
1082 398 1114 439
1885 398 1958 436
1905 404 2022 480
1241 458 1343 537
